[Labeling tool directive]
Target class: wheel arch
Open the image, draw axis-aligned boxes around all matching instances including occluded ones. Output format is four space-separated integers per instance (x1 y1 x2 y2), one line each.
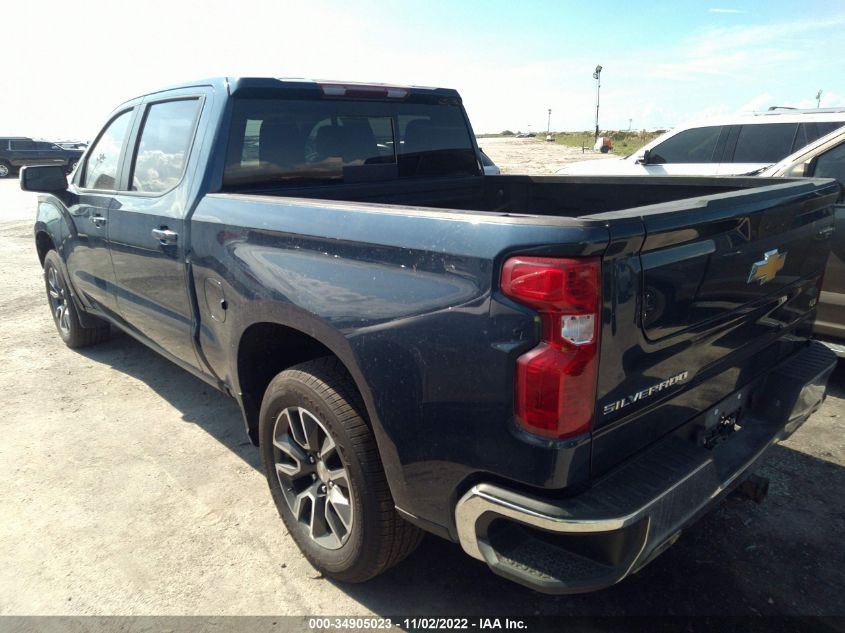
35 229 56 266
233 318 411 511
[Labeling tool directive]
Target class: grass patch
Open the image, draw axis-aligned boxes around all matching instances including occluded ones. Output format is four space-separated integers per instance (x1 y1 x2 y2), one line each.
476 129 664 156
547 130 663 156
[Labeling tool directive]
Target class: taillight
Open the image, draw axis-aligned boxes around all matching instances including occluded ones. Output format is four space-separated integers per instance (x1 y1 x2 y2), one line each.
500 256 601 439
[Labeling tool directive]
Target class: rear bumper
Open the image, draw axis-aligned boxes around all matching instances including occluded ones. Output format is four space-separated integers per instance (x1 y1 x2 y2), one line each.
454 341 836 594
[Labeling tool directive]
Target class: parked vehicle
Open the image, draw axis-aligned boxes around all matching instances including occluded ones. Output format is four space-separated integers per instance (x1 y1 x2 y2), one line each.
24 77 839 594
755 127 845 355
556 108 845 176
0 137 84 178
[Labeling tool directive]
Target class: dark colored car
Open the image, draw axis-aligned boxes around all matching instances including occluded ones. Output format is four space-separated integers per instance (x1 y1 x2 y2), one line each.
23 77 839 594
0 137 83 178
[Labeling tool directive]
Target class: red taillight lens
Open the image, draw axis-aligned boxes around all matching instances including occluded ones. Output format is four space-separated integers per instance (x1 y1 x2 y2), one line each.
501 256 601 439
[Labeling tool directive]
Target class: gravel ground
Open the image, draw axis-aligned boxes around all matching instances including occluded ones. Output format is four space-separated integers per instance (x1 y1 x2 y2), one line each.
478 135 615 174
0 141 843 617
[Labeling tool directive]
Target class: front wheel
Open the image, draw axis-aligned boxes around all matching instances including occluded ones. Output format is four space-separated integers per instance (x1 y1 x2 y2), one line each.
0 161 11 178
259 357 423 582
43 250 109 348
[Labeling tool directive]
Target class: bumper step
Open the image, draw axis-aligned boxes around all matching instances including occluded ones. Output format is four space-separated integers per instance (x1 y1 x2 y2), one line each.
455 342 836 594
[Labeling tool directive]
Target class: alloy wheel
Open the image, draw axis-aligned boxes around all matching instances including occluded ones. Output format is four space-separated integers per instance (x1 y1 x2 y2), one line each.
272 406 354 550
46 266 71 336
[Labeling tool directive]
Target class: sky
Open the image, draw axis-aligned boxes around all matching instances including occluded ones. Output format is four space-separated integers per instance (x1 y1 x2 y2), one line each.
2 0 844 140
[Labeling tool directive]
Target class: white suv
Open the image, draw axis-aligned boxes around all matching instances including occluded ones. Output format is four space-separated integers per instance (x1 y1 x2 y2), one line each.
555 108 845 176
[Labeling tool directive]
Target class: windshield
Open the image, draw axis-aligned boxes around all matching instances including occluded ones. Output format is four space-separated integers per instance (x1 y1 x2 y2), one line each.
223 97 478 189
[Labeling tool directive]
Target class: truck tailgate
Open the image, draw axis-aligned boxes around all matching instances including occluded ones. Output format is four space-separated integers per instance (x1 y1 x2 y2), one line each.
587 178 840 477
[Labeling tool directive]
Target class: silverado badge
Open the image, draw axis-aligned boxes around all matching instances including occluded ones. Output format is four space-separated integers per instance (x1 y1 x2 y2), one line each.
603 371 690 415
748 249 787 285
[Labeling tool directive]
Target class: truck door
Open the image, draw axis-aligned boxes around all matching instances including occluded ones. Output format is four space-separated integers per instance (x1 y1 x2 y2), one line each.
64 108 136 318
108 96 204 369
35 142 66 167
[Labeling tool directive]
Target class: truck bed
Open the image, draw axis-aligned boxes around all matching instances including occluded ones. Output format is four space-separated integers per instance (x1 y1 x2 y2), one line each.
219 173 789 219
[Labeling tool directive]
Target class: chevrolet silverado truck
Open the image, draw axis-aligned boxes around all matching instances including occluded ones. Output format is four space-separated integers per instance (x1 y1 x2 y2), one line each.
24 77 840 594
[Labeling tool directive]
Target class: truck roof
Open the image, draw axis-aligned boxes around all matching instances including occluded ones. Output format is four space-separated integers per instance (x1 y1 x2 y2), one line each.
129 77 461 102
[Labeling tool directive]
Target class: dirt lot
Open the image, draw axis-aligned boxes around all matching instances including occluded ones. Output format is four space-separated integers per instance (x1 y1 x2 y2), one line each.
479 135 614 174
1 139 843 617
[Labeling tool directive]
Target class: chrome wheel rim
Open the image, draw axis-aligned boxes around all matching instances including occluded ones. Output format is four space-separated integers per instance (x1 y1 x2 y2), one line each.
272 406 354 550
0 164 8 177
47 266 71 335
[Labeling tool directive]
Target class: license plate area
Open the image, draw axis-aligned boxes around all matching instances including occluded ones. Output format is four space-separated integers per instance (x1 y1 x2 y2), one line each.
695 387 750 449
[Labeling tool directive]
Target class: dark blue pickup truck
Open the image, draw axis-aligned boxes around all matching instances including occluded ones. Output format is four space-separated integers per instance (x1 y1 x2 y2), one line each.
24 77 840 594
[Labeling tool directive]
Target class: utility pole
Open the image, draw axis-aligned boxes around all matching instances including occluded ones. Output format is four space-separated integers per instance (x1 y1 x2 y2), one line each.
547 109 552 134
816 90 823 108
628 118 632 131
593 65 602 141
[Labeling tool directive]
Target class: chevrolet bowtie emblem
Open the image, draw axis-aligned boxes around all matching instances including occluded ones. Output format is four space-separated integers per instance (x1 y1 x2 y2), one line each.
748 249 787 285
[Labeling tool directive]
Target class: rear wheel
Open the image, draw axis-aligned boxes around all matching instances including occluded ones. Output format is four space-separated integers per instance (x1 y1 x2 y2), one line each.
259 357 423 582
0 161 11 178
43 250 109 348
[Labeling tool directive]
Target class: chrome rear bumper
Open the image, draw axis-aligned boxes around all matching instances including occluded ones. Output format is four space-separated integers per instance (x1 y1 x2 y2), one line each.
454 341 836 593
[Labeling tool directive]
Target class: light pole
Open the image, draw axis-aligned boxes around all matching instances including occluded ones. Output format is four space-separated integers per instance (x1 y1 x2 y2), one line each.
816 90 823 108
547 108 552 135
593 65 602 141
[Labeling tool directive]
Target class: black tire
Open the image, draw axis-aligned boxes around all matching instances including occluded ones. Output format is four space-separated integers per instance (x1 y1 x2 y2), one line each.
0 160 11 178
600 145 610 154
259 357 423 582
43 250 109 348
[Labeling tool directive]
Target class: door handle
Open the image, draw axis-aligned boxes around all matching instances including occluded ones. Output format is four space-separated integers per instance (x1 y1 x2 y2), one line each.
152 227 178 245
89 215 107 228
816 225 835 239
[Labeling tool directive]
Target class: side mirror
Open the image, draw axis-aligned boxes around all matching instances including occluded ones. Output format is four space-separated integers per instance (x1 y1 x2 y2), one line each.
20 165 68 193
637 149 651 165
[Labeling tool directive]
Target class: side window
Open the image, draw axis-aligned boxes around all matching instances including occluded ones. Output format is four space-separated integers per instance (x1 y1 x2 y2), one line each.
130 99 200 193
10 140 36 151
649 126 722 164
793 122 845 152
732 123 797 163
812 143 845 201
36 142 58 151
83 110 133 190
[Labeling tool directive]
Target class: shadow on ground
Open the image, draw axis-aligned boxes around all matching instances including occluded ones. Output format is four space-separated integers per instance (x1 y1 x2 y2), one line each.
78 330 257 470
79 333 845 616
